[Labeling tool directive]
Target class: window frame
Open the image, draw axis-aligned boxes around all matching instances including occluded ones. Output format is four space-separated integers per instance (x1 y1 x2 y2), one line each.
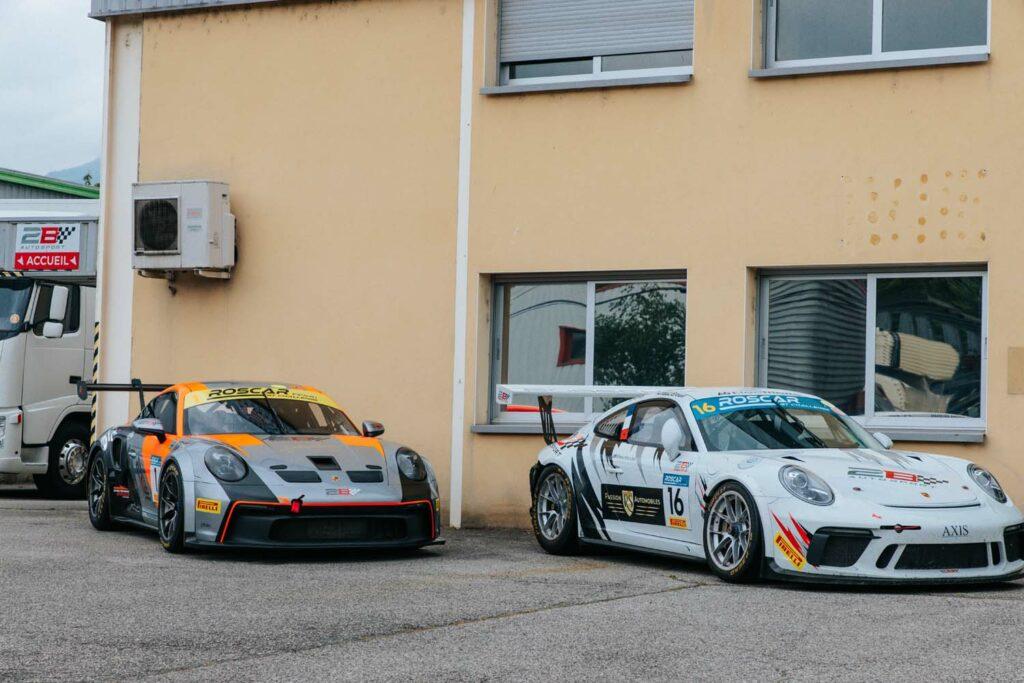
757 268 988 441
764 0 991 70
30 283 81 337
139 392 178 435
489 273 687 426
625 399 692 450
500 53 694 88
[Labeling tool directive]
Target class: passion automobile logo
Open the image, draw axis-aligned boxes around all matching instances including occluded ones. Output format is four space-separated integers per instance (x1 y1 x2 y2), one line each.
622 490 635 517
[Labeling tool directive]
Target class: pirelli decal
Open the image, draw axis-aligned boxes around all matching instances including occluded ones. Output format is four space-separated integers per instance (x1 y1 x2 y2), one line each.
195 498 222 514
601 485 665 526
184 386 339 409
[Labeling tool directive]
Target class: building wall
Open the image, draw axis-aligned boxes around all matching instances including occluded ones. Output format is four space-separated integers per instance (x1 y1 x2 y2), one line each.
0 181 80 200
130 0 463 500
124 0 1024 528
460 0 1024 525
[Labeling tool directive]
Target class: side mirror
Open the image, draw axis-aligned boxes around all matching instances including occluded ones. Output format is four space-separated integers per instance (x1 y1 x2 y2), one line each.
42 321 64 339
660 419 684 455
49 286 69 321
132 417 167 443
873 431 894 450
362 420 385 438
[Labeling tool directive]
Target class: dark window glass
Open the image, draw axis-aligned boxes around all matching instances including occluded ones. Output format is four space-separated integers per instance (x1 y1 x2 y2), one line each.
32 284 80 336
766 279 867 415
594 408 629 440
882 0 987 52
151 394 177 433
0 280 33 340
509 58 592 79
627 401 691 449
185 399 359 436
497 283 588 414
874 277 982 418
775 0 873 61
601 50 690 72
593 281 686 411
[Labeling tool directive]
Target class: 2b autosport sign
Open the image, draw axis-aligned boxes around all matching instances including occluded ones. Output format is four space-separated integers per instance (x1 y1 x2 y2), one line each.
14 223 81 271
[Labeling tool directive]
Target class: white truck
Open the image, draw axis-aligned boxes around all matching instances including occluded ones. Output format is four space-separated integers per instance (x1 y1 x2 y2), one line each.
0 200 98 497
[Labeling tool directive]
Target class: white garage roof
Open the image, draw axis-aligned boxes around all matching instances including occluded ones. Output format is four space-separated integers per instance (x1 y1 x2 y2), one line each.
90 0 286 18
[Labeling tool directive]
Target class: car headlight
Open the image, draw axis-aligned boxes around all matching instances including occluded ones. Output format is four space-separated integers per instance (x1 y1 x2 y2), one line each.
204 446 248 482
968 464 1007 503
396 448 427 481
779 465 834 506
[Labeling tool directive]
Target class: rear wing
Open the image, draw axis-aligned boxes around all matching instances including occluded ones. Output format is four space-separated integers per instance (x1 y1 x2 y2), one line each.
495 384 685 447
73 378 171 410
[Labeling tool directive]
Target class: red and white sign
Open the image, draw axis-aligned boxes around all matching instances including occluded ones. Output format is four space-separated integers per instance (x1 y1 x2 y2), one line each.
14 223 81 271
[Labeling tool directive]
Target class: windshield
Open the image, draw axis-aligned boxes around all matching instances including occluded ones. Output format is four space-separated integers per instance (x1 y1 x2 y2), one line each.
691 393 879 452
183 387 360 436
0 280 32 341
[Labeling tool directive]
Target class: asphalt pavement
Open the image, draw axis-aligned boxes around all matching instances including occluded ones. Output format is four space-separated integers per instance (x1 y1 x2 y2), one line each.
1 484 1022 682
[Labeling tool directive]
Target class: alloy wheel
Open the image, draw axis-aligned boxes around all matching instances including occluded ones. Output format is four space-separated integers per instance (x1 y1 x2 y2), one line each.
536 473 570 541
159 468 180 541
707 490 753 571
88 457 106 517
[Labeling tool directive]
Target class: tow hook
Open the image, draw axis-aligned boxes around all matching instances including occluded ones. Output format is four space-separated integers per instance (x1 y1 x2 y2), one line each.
289 495 305 514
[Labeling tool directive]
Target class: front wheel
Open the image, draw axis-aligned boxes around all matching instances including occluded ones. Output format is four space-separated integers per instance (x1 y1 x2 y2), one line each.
158 463 186 553
703 482 763 583
531 465 579 555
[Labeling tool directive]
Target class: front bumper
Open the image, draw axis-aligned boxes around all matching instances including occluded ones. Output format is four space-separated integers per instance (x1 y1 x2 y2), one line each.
765 499 1024 585
193 499 441 550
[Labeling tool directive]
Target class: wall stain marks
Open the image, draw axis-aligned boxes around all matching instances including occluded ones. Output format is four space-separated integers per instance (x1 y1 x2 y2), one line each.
846 169 988 248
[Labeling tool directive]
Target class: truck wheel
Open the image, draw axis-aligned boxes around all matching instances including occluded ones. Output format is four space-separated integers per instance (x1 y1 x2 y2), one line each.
33 422 90 499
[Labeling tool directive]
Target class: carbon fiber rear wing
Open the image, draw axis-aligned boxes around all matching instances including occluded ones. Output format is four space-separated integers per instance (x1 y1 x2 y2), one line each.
495 384 686 447
73 378 171 409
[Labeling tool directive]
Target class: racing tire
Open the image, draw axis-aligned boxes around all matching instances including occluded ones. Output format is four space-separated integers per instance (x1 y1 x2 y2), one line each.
86 454 116 531
531 465 579 555
702 482 763 583
158 463 186 553
33 421 90 499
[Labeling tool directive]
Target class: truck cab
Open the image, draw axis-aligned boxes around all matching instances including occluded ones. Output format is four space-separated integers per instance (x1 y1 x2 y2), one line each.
0 200 98 497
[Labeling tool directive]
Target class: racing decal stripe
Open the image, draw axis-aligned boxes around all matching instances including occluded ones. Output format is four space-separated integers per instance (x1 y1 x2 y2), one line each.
772 512 802 552
333 435 385 457
573 447 607 540
204 434 265 452
790 514 812 547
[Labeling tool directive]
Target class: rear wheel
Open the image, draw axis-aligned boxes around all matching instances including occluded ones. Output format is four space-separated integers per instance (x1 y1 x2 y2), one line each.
34 422 90 499
86 454 115 531
531 465 579 555
703 483 763 583
158 463 185 553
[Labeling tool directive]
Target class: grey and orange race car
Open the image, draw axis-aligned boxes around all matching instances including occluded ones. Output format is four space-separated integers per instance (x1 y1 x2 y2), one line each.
81 380 442 552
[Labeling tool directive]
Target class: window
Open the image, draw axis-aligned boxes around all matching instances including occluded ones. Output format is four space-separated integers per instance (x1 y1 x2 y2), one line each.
32 284 80 336
594 407 629 440
491 276 686 423
627 400 691 449
140 393 177 434
766 0 989 69
498 1 694 87
759 270 986 437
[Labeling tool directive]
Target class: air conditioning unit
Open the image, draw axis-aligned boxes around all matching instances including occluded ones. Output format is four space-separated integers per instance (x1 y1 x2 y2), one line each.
132 180 235 279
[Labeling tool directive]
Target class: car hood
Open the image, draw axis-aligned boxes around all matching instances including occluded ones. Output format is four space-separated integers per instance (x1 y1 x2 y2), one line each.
210 434 390 486
754 448 978 508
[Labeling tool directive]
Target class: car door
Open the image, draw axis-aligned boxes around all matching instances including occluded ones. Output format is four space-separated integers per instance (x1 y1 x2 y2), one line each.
124 392 179 526
627 400 703 545
589 400 672 542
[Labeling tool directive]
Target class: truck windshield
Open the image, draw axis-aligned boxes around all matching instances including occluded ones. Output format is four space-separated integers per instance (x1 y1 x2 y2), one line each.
691 394 879 452
0 280 32 341
184 398 361 436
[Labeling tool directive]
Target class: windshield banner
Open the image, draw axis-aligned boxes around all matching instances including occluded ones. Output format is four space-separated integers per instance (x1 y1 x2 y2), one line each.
690 393 832 420
183 386 339 409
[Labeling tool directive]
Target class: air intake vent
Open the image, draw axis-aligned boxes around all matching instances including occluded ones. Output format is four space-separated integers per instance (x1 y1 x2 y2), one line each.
347 470 384 483
277 470 321 483
134 198 179 253
308 456 341 471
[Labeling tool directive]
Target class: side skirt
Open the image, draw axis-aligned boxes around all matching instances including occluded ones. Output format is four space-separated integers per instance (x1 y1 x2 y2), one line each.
580 536 707 565
110 515 158 534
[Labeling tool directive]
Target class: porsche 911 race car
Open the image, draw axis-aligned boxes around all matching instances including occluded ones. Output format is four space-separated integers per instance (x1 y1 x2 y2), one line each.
81 380 442 552
498 384 1024 585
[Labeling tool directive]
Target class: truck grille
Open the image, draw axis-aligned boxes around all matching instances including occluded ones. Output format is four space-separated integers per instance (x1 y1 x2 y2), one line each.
895 543 989 570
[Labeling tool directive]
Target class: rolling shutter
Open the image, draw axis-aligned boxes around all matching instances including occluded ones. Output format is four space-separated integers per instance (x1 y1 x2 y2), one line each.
499 0 694 64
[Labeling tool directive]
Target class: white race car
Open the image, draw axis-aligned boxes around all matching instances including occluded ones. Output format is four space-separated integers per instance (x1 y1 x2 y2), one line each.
499 385 1024 585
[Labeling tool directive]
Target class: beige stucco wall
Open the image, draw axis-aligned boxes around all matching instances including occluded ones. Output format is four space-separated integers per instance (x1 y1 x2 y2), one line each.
130 0 463 508
127 0 1024 528
461 0 1024 525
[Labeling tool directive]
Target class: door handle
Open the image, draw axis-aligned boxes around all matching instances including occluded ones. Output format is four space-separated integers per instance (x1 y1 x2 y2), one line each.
606 466 624 474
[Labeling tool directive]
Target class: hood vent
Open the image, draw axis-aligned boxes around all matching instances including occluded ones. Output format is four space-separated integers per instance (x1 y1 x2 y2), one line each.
277 470 321 484
308 456 341 471
347 470 384 483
